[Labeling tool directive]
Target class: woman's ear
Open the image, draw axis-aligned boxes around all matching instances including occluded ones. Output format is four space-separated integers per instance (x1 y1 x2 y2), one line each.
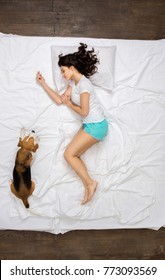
70 65 75 71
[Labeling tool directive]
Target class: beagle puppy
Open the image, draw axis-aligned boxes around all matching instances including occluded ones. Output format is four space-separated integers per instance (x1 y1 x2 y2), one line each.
10 129 39 208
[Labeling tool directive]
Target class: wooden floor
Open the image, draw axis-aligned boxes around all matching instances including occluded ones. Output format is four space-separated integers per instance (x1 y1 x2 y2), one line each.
0 0 165 39
0 0 165 260
0 228 165 260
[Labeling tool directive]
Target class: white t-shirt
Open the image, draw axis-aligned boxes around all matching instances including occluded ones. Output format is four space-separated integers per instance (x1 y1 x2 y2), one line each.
71 75 105 123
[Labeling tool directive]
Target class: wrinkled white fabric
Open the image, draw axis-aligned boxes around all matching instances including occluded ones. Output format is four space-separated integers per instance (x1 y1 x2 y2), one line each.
0 33 165 234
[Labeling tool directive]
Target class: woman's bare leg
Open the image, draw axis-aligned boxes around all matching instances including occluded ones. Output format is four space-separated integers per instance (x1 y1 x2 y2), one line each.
64 129 98 204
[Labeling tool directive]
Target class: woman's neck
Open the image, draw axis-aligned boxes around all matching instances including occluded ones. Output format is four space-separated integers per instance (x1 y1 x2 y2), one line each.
73 72 83 85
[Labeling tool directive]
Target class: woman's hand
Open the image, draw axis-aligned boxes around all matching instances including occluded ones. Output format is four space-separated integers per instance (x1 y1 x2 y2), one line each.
36 71 62 105
36 71 45 86
64 85 72 98
61 93 71 105
61 85 72 105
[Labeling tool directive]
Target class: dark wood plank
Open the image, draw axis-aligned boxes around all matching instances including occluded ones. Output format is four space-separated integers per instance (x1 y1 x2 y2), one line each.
131 0 165 16
53 0 132 38
0 12 55 24
0 11 55 35
56 229 165 260
0 230 58 260
0 0 53 12
130 0 165 39
0 24 54 36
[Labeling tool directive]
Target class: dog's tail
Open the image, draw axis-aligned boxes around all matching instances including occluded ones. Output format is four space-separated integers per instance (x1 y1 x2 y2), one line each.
22 198 29 208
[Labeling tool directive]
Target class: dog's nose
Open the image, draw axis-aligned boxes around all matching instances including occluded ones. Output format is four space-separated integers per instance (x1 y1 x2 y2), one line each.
31 130 35 133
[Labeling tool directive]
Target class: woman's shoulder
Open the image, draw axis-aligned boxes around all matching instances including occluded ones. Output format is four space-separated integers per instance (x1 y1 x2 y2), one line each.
80 75 92 86
78 75 94 94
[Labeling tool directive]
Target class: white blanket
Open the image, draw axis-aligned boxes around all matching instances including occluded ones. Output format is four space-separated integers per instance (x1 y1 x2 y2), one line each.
0 33 165 234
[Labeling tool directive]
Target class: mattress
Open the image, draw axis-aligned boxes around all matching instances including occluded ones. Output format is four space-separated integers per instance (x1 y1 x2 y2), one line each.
0 33 165 234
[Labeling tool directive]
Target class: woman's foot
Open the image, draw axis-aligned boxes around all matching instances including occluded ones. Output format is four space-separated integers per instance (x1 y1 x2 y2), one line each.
87 181 98 202
81 181 98 204
81 187 88 205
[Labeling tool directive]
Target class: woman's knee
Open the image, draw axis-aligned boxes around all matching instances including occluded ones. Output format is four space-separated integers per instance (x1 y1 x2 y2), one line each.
64 148 79 162
64 149 72 162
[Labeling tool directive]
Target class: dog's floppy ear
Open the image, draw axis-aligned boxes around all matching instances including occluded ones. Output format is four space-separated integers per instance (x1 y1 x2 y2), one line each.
18 138 22 147
32 143 39 152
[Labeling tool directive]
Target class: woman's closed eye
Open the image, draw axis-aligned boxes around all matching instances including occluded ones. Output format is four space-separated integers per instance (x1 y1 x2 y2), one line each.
61 69 65 74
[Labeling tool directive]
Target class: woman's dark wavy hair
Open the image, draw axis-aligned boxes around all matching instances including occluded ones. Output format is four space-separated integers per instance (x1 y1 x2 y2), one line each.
58 43 99 77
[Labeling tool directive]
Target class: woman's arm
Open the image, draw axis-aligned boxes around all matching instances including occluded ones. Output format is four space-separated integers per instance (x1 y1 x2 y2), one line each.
36 71 62 105
62 92 89 117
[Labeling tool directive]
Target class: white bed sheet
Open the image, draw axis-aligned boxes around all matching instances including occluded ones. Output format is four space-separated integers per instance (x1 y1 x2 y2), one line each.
0 33 165 234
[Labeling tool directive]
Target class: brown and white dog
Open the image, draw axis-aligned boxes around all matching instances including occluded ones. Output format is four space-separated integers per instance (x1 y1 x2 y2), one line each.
10 129 39 208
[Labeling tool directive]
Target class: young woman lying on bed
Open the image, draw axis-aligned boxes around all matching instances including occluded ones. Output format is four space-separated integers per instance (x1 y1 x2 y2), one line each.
36 43 108 204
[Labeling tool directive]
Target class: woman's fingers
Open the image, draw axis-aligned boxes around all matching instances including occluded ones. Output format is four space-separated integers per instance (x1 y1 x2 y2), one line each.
36 71 44 83
37 72 42 79
61 94 69 104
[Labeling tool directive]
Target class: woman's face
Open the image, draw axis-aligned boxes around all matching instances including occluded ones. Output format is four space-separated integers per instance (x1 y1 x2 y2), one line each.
60 66 73 80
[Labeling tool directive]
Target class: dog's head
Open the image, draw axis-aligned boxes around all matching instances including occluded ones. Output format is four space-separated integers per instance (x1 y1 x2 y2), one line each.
18 128 39 152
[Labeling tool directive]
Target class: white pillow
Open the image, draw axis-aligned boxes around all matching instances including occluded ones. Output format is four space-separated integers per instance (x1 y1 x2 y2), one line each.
51 45 116 93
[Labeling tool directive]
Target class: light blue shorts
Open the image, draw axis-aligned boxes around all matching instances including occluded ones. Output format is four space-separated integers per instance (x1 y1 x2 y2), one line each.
83 119 108 141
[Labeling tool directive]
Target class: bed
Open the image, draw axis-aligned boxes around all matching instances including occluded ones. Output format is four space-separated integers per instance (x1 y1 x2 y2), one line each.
0 33 165 234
